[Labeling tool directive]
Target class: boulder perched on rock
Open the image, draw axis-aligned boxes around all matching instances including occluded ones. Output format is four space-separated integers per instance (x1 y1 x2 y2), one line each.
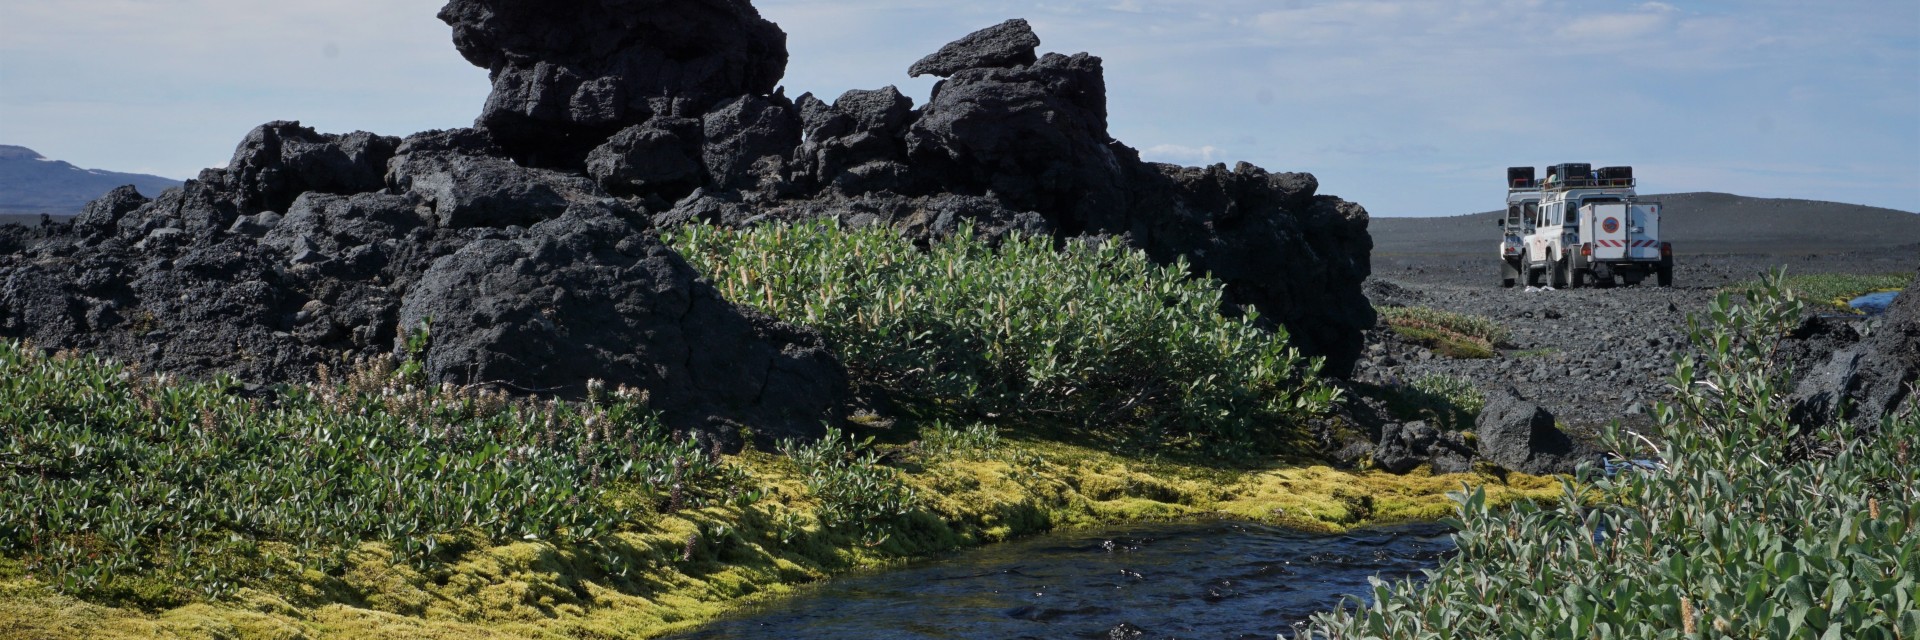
1475 387 1599 475
908 18 1041 78
437 0 789 167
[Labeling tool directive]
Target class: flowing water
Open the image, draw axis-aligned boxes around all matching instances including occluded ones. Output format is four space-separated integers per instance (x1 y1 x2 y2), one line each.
672 520 1455 639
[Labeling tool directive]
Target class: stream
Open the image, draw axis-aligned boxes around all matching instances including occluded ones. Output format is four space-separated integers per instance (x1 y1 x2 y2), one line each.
672 520 1456 639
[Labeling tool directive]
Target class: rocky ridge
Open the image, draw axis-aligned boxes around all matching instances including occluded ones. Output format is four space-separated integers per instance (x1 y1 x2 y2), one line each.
0 0 1373 447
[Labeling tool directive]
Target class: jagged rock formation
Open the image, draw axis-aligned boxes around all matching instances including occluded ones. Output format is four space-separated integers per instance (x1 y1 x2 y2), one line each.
0 122 846 446
1786 272 1919 431
439 0 788 168
2 0 1376 445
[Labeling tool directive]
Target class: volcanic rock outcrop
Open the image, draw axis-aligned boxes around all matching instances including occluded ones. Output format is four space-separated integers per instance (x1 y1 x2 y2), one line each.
1785 272 1919 431
0 122 847 446
1 0 1375 445
438 0 789 168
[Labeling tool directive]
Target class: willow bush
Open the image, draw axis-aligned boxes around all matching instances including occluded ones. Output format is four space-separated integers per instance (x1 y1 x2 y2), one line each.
780 427 921 544
0 344 747 603
670 221 1340 453
1313 271 1918 639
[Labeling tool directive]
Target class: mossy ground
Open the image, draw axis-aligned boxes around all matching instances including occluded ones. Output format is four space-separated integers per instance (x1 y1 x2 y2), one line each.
1724 271 1909 313
1375 306 1508 359
0 425 1558 639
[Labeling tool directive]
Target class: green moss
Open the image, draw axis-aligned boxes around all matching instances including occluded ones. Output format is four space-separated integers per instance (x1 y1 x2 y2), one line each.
1378 306 1508 359
1387 325 1496 359
2 432 1563 639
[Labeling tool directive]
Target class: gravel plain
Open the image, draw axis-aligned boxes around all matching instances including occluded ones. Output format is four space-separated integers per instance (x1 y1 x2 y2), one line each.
1357 243 1918 437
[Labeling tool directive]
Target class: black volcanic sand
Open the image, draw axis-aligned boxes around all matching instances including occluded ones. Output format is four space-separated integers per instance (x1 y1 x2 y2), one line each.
1363 220 1917 435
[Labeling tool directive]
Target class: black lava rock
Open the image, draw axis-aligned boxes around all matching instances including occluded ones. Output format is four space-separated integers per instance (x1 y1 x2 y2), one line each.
908 19 1041 78
438 0 790 167
1474 387 1599 475
1787 271 1919 431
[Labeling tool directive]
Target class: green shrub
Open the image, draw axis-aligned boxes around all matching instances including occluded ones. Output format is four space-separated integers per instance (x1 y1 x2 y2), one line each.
916 421 1003 461
1314 270 1919 639
779 427 919 544
1377 306 1509 359
670 220 1340 454
1373 374 1486 431
0 344 748 603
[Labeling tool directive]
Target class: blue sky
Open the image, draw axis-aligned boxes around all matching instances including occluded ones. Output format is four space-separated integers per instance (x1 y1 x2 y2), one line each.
1 0 1914 217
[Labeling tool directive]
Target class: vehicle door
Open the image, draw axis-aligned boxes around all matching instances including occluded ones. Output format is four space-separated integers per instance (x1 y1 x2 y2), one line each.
1627 203 1661 260
1589 203 1629 260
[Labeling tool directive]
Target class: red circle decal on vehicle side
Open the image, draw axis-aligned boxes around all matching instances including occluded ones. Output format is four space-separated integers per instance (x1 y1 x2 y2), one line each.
1602 217 1620 233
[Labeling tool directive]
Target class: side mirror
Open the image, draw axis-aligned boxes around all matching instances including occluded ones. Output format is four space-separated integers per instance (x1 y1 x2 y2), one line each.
1494 219 1505 227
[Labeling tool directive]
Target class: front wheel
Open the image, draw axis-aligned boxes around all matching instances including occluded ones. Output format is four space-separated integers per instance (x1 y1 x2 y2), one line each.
1523 252 1542 287
1657 260 1674 287
1550 256 1569 288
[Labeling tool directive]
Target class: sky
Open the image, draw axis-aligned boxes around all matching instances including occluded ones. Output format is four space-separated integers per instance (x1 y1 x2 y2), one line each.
1 0 1915 217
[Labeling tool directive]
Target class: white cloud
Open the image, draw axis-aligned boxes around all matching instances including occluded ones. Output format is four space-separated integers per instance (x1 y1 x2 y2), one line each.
1143 144 1227 164
1555 12 1672 41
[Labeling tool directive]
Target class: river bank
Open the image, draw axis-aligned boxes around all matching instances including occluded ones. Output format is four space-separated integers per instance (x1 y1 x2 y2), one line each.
0 339 1556 639
0 382 1557 639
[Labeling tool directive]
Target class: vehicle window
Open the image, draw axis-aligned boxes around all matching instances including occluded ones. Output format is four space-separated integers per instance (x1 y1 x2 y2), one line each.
1507 205 1519 226
1524 202 1537 227
1564 204 1578 225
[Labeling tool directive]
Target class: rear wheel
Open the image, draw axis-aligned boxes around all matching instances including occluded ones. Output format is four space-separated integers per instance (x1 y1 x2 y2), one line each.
1550 255 1569 288
1501 258 1518 288
1524 251 1542 286
1571 267 1588 288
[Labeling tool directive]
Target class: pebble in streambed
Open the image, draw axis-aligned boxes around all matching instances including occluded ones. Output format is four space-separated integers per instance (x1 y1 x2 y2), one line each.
670 520 1455 639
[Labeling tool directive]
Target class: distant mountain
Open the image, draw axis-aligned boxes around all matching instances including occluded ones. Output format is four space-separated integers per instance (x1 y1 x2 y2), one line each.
1373 192 1920 255
0 145 181 222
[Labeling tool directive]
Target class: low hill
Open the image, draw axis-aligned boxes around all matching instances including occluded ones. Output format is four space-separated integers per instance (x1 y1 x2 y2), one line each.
1374 192 1920 255
0 145 180 219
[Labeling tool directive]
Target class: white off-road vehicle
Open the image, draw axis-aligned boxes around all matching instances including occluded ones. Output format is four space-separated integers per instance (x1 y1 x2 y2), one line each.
1499 164 1672 288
